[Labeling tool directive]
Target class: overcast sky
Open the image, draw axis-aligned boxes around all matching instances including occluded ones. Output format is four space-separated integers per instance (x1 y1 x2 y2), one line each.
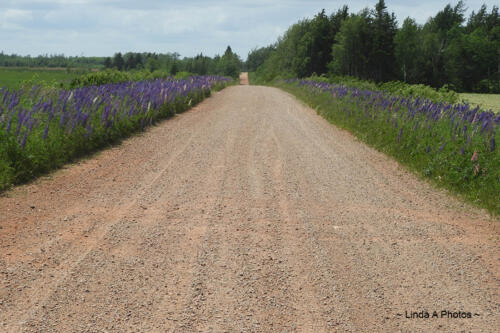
0 0 497 59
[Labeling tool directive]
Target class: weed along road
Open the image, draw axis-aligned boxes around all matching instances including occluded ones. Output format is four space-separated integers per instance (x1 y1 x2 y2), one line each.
0 85 498 332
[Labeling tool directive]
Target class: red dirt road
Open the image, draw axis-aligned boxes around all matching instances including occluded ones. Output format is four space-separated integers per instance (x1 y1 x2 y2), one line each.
0 85 498 332
239 72 249 85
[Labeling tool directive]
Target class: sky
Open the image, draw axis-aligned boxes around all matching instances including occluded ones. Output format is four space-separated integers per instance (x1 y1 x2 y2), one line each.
0 0 497 59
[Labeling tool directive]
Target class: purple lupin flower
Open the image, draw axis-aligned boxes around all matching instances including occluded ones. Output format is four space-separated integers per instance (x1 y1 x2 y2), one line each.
43 124 50 140
85 124 93 138
6 115 13 134
480 119 490 133
438 142 446 153
21 132 28 148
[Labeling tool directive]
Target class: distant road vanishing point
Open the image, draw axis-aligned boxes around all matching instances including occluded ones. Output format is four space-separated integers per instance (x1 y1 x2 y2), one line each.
239 72 249 85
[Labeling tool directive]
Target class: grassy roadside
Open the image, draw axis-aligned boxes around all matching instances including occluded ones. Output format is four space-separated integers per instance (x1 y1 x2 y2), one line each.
256 77 499 216
0 77 234 192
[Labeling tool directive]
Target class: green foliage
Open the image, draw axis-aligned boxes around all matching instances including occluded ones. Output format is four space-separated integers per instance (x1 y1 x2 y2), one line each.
327 75 379 90
124 53 143 70
217 46 243 78
173 71 194 80
1 45 243 84
378 81 459 103
0 52 105 68
395 18 422 83
69 70 143 88
145 56 161 72
246 46 275 72
328 76 458 103
446 27 499 92
104 57 112 69
113 53 125 71
329 1 397 82
247 6 349 82
250 1 500 93
50 45 244 89
170 62 179 75
370 0 398 81
105 48 243 78
68 69 196 88
329 13 371 78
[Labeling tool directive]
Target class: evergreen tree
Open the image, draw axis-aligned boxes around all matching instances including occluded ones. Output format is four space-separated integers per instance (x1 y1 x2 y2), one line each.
309 9 335 75
134 53 143 69
104 57 112 69
112 52 125 71
369 0 397 82
170 61 179 76
124 53 137 70
219 46 242 78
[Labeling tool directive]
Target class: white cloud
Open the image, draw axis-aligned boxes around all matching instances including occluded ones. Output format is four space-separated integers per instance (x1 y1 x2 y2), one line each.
0 0 498 58
3 9 33 21
1 9 33 31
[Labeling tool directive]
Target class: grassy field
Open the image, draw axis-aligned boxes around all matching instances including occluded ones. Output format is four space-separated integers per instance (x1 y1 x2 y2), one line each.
460 93 500 113
0 67 89 90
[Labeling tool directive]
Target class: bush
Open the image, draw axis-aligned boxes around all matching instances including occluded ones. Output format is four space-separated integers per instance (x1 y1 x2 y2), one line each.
378 81 459 104
327 75 379 91
69 69 176 88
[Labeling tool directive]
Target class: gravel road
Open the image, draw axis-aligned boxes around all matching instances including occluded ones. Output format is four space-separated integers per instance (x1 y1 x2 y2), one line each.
0 83 498 332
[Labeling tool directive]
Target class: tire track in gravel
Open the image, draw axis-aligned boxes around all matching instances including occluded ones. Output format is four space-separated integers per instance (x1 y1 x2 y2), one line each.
268 128 332 332
0 108 205 331
175 91 299 332
21 113 232 332
0 85 498 332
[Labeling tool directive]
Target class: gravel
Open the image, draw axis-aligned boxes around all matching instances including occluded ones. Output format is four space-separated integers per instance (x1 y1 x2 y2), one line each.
0 84 498 332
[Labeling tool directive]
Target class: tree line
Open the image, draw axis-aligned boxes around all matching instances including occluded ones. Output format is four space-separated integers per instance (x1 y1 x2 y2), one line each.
0 53 105 68
248 0 499 93
97 46 242 78
0 46 243 78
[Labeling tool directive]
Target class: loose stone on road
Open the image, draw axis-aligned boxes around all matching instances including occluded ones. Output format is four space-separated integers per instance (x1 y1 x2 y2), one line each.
0 85 498 332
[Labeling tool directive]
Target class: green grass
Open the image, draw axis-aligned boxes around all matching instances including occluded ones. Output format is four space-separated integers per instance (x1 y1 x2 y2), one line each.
460 93 500 113
0 77 234 192
0 67 89 90
271 80 499 216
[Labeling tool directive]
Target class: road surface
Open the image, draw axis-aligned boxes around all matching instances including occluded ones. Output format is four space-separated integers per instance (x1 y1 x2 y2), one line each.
0 84 498 332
